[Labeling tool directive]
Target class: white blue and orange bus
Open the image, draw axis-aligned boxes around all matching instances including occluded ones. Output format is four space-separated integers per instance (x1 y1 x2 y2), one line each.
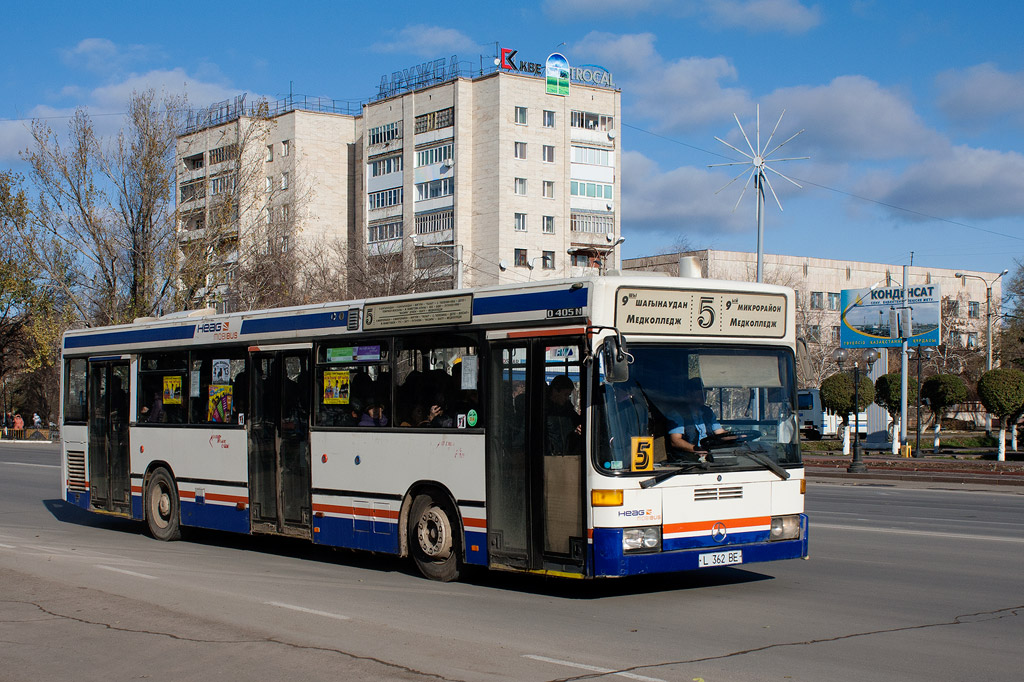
60 273 808 581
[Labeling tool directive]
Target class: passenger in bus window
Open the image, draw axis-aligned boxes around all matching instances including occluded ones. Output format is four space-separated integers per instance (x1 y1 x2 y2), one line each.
141 392 164 423
665 378 732 461
545 375 582 456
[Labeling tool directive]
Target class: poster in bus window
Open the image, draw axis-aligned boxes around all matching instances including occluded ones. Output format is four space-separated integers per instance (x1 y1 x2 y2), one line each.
212 358 231 383
163 376 182 405
323 370 350 405
208 384 233 422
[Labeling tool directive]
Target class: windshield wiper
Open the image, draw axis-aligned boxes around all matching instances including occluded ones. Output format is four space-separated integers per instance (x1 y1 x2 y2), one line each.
640 462 709 489
736 451 790 480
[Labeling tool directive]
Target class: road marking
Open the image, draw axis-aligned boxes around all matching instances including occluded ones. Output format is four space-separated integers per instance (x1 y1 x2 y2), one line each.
94 565 158 579
0 461 59 469
264 601 350 621
0 543 16 549
812 523 1024 544
523 654 666 682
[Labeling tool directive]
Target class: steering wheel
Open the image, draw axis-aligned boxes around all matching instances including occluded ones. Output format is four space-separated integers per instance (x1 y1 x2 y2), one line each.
702 430 762 448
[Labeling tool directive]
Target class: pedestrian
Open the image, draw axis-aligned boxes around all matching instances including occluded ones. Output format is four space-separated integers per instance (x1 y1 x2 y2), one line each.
32 412 42 428
13 413 24 432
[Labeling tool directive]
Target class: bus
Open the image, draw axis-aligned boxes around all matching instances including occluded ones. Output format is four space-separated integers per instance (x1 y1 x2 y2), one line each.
60 274 808 581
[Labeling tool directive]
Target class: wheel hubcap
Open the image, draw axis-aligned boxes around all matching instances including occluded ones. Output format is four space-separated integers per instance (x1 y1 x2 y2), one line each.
417 508 451 559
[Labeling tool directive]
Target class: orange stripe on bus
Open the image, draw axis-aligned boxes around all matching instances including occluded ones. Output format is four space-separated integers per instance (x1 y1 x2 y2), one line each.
463 517 487 528
312 503 400 520
507 327 586 338
663 516 771 535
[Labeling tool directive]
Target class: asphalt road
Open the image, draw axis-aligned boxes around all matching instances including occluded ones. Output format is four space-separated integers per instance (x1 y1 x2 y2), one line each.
1 442 1021 681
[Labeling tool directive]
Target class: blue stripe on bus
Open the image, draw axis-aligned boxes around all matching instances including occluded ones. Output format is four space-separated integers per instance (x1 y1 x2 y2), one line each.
473 287 588 317
64 325 196 350
662 529 769 552
240 311 348 335
313 515 400 553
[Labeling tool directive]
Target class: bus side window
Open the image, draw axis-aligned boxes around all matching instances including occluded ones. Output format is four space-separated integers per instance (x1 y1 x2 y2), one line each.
137 352 188 424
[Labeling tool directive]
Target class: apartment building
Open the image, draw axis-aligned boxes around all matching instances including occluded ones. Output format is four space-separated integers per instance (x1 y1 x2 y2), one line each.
175 51 621 308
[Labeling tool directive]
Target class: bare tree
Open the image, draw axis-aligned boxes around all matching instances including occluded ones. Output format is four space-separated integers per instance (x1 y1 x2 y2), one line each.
301 233 435 303
20 90 185 326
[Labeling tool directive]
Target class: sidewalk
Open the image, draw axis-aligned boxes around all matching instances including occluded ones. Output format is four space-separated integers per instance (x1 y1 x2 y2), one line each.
804 450 1024 489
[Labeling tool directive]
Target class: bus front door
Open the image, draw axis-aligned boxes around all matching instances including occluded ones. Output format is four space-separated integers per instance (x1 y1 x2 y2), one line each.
249 350 312 538
486 341 585 574
88 359 131 515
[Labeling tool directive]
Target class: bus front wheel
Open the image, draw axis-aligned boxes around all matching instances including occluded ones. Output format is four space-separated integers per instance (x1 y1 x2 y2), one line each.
146 468 181 542
409 494 461 582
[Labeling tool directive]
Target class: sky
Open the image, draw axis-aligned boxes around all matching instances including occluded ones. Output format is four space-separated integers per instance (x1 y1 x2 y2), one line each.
3 0 1024 278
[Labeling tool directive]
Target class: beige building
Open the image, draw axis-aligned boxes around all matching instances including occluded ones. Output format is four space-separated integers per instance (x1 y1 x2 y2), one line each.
624 249 1005 389
175 57 621 308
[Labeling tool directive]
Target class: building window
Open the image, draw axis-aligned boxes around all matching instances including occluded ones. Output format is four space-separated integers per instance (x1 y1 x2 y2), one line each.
570 212 614 234
571 253 591 267
370 154 403 177
542 251 555 270
266 144 274 162
209 173 235 195
369 121 402 145
571 110 613 131
514 141 527 159
831 326 841 343
415 143 452 168
208 144 238 165
542 145 555 163
515 106 527 125
514 213 527 232
415 177 453 201
265 176 272 193
282 140 290 156
542 215 555 234
571 145 612 166
515 178 527 195
180 179 205 202
280 204 290 223
414 107 454 134
968 301 981 319
515 248 528 267
368 220 403 243
795 290 802 308
183 153 204 171
280 172 289 190
828 292 841 311
806 325 821 343
810 292 824 310
543 181 554 198
570 181 613 199
949 300 961 317
368 187 402 209
967 332 978 348
543 110 555 128
415 209 453 234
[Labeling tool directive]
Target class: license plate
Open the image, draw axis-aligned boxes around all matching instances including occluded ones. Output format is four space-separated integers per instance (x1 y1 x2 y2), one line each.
698 549 743 567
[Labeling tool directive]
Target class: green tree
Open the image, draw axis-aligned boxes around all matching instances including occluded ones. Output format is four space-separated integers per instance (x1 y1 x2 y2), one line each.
920 374 968 453
873 372 918 451
976 368 1024 461
820 371 875 426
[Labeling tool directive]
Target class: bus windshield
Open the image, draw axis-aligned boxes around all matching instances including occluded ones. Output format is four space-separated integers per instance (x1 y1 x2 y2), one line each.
594 345 800 475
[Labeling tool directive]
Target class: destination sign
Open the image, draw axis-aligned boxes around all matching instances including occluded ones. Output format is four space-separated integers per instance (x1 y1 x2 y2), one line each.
615 288 787 338
363 294 473 330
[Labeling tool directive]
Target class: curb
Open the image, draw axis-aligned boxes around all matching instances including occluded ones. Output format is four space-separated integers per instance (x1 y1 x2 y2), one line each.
806 467 1024 487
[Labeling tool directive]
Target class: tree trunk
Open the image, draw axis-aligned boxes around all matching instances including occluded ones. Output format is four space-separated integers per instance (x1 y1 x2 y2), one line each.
998 423 1006 462
933 418 941 453
891 415 900 455
842 424 851 456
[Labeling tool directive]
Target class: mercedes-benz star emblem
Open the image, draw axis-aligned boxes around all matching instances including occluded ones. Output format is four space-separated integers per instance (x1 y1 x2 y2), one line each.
711 522 728 543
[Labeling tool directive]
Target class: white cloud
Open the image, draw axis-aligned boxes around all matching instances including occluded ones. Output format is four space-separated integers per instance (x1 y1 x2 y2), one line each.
61 38 160 75
855 145 1024 221
621 150 748 233
936 63 1024 130
371 25 480 58
574 32 750 132
704 0 822 34
761 76 946 161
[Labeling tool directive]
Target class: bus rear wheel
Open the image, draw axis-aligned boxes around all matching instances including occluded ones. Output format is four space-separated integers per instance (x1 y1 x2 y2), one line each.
146 468 181 542
409 494 461 582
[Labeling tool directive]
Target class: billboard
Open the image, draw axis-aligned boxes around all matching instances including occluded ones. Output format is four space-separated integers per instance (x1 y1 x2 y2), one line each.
840 285 941 348
545 53 570 95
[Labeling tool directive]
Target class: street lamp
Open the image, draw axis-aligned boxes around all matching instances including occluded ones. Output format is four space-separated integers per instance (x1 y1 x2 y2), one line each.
833 347 879 473
914 346 934 457
954 269 1008 436
409 235 464 289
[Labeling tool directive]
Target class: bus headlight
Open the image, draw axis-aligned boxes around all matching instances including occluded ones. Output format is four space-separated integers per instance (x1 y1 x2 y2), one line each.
623 526 661 553
769 515 801 541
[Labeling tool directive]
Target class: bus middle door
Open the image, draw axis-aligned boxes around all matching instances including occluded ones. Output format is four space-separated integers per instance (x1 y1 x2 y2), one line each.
87 358 131 515
249 348 312 538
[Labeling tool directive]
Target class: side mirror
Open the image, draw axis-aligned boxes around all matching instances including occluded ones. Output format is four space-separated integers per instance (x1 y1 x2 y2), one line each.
602 335 630 383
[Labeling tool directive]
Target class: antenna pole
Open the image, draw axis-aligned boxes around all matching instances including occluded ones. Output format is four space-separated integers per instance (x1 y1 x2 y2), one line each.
756 170 765 283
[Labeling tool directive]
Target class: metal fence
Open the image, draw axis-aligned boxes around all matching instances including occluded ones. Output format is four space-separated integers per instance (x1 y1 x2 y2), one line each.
1 427 58 441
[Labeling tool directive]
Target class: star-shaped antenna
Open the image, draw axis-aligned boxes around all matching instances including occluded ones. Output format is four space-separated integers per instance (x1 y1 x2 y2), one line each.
709 105 808 282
